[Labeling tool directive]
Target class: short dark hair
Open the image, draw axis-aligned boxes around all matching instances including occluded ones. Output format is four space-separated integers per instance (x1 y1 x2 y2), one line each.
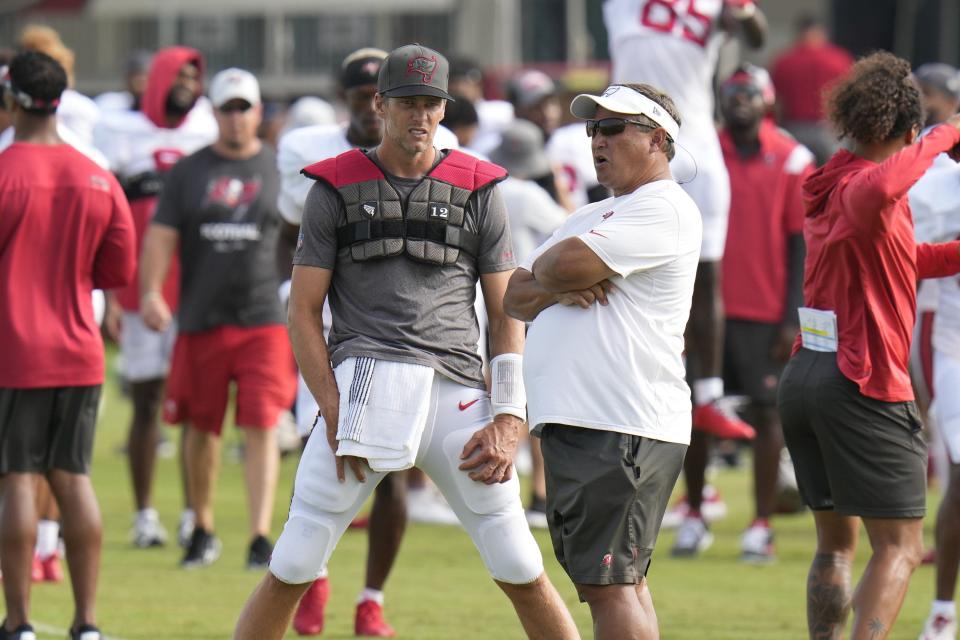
826 51 922 144
440 93 478 129
7 50 67 114
620 82 682 160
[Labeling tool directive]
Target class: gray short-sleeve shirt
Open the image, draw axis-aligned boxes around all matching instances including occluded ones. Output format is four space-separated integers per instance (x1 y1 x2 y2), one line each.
293 149 515 388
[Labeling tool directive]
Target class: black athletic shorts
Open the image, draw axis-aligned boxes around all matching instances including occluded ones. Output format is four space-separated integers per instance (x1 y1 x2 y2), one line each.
539 424 686 594
777 349 926 518
0 386 101 475
723 319 785 406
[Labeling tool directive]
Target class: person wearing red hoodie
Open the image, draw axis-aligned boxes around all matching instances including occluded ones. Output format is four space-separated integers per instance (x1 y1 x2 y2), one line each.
0 51 136 640
777 52 960 640
94 46 217 551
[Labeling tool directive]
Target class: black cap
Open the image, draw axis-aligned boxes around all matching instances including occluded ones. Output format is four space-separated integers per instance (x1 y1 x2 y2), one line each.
340 47 387 90
377 43 454 101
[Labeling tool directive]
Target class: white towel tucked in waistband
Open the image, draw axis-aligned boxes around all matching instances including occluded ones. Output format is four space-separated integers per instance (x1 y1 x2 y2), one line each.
334 356 434 472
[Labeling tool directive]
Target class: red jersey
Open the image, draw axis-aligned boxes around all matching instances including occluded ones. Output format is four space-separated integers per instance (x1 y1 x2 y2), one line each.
770 41 853 123
721 121 815 323
0 143 136 388
796 124 960 402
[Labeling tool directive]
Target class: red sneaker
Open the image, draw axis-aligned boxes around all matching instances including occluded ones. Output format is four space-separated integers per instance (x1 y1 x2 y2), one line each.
355 600 396 637
40 552 63 583
693 400 756 440
31 554 44 582
293 577 330 636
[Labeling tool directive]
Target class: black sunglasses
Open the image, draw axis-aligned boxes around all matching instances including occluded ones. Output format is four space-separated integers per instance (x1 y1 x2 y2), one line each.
218 101 253 114
585 117 656 138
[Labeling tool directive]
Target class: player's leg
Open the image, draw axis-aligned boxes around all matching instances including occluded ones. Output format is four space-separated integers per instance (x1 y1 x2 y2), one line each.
1 472 39 630
46 385 104 633
356 471 407 635
807 510 858 638
34 478 63 582
241 427 278 549
236 425 385 640
418 379 578 639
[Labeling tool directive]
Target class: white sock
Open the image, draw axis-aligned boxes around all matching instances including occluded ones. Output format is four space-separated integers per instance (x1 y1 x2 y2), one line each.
36 520 60 559
932 600 956 618
316 568 329 579
180 509 195 523
137 508 159 522
358 588 384 605
692 377 724 405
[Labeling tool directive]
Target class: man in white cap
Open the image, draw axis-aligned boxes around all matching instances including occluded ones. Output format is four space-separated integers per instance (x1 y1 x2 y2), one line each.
139 67 295 570
504 82 701 640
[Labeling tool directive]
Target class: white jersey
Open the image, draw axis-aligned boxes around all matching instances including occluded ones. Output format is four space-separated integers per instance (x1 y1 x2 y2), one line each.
546 122 600 209
58 89 101 147
470 99 515 156
911 151 960 357
93 98 217 179
604 0 726 133
498 177 568 262
94 90 136 114
276 122 460 225
0 122 108 169
521 179 701 444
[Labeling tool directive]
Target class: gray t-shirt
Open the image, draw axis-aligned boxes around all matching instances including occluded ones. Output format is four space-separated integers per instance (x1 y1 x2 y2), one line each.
154 145 284 333
293 149 515 388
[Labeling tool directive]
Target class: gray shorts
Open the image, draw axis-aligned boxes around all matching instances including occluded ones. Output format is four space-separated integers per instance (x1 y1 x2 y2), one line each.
539 424 686 592
0 386 101 474
778 349 927 518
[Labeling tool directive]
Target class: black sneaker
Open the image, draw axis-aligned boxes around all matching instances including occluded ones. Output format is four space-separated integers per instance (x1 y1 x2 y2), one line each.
247 535 273 569
181 527 222 568
69 624 102 640
0 621 36 640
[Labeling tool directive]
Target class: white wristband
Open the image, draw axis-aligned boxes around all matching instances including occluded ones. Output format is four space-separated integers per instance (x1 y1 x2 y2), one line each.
491 353 526 420
278 279 292 306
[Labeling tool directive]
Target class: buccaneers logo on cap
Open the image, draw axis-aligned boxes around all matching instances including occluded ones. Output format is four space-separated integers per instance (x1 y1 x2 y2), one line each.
406 55 438 84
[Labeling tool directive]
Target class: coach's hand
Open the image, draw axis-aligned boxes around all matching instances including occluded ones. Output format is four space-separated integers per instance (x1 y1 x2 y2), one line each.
103 294 124 342
319 384 367 483
459 414 523 484
140 291 172 332
555 280 614 309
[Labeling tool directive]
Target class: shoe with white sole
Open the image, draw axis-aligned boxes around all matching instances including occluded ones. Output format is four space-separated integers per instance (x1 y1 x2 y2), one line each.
671 516 713 557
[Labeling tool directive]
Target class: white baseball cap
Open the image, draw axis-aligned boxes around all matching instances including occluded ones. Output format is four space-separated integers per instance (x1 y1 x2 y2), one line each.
570 84 680 141
209 67 261 108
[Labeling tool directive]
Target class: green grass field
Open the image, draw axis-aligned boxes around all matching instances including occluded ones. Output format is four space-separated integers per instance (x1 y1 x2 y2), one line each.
4 362 951 639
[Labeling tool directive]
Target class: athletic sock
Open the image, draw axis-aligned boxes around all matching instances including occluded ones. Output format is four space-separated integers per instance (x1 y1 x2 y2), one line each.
932 600 956 618
692 378 724 406
358 588 385 605
137 507 159 521
36 519 60 558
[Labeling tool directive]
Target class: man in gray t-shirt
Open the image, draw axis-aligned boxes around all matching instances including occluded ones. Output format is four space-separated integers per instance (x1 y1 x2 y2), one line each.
235 44 579 640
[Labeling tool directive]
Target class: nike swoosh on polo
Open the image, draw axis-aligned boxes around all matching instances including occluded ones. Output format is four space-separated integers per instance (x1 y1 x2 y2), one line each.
589 229 608 238
458 398 481 411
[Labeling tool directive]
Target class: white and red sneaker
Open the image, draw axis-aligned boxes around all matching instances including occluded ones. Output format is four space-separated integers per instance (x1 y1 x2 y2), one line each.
661 485 728 529
293 577 330 636
355 600 396 637
693 400 756 440
740 520 775 564
918 611 957 640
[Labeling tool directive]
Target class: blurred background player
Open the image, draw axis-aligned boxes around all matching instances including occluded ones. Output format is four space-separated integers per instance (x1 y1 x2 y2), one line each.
448 55 514 156
697 64 813 562
603 0 768 556
138 68 294 570
908 62 960 640
276 47 458 637
94 50 152 114
769 13 853 166
0 50 136 640
94 46 217 550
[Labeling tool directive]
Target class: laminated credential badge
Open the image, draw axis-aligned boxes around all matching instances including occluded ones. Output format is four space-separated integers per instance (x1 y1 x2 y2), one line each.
798 307 838 352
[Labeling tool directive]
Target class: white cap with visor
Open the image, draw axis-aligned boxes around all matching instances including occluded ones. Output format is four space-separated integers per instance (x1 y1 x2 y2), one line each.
570 85 679 142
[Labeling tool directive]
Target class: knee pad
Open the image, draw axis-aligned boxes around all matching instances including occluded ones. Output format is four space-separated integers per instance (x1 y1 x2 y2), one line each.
474 509 544 585
269 508 337 585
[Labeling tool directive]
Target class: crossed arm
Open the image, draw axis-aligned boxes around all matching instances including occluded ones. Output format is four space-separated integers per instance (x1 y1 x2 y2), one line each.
503 237 617 322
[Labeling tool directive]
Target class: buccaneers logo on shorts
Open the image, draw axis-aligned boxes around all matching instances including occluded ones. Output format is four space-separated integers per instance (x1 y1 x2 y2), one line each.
406 56 438 84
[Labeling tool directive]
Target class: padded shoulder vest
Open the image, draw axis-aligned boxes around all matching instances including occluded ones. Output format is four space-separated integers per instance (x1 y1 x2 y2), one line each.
302 149 507 265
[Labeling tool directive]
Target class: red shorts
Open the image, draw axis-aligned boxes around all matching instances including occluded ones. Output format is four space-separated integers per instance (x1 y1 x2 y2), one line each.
163 324 296 434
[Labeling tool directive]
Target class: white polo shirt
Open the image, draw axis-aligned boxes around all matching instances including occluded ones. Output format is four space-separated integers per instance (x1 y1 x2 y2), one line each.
521 179 701 445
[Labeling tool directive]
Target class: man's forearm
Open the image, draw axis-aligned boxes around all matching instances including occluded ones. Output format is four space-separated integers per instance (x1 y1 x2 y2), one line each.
139 224 177 296
289 306 336 411
503 270 557 322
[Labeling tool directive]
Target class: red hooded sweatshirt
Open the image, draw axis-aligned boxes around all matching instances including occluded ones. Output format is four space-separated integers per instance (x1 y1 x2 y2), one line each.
796 124 960 401
114 46 205 312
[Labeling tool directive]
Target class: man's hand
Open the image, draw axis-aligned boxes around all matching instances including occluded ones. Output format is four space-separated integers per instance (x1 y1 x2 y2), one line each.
555 280 614 309
318 381 367 483
103 294 124 342
458 414 524 484
140 292 172 332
